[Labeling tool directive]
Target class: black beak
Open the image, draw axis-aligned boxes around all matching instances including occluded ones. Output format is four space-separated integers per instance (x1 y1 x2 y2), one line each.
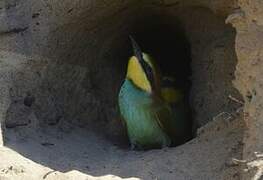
129 35 144 63
129 35 155 90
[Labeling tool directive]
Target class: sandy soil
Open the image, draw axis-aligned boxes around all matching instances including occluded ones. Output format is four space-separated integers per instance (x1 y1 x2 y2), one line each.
0 108 244 180
5 0 263 179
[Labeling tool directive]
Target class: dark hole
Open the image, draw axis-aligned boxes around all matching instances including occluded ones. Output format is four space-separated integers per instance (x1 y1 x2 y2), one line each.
23 93 35 107
131 15 192 94
121 15 194 148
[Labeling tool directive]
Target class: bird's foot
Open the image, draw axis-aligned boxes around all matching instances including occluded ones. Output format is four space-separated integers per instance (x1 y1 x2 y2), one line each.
130 143 136 150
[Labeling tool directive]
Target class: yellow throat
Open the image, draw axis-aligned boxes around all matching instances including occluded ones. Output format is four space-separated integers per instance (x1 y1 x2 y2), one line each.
126 53 154 93
161 87 184 104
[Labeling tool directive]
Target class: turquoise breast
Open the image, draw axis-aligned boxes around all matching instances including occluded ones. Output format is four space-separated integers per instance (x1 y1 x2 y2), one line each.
118 79 171 150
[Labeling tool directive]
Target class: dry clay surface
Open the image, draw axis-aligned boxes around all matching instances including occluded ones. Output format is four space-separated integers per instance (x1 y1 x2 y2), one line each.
2 0 262 179
0 110 244 180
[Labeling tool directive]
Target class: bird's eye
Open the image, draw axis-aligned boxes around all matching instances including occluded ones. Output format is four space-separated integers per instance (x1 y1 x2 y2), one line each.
141 58 155 90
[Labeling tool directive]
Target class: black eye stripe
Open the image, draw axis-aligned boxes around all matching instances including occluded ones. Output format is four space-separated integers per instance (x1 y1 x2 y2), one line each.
129 35 155 90
162 79 175 87
140 58 155 90
130 36 144 61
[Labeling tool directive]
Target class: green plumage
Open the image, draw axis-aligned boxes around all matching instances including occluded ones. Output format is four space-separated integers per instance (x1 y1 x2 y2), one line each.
161 77 193 145
118 79 171 150
118 36 192 150
118 78 191 150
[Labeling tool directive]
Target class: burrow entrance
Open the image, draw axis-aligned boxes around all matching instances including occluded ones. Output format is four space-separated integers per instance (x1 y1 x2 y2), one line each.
0 1 246 178
2 0 243 166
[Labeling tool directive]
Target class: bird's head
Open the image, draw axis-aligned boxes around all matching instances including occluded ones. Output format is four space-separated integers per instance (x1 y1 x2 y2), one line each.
161 77 184 104
126 36 157 93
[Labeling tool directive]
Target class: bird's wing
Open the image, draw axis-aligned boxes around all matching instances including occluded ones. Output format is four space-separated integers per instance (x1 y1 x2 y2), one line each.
119 114 127 129
151 98 176 137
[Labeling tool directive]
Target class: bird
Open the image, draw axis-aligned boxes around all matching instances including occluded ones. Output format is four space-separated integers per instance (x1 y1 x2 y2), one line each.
118 36 191 150
161 76 193 145
161 77 184 104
